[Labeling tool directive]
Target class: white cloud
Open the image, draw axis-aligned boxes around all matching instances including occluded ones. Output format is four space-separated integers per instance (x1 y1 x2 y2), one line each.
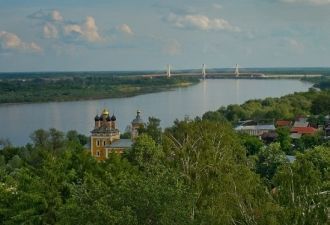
166 13 240 32
117 24 134 36
30 10 104 44
280 0 330 5
83 16 103 42
0 31 42 53
43 23 58 39
51 10 63 22
61 16 104 43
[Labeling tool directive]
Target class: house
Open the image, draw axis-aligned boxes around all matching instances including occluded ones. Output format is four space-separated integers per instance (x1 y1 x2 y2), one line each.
290 127 318 136
235 124 276 137
324 122 330 137
276 120 292 128
261 131 278 143
293 117 309 128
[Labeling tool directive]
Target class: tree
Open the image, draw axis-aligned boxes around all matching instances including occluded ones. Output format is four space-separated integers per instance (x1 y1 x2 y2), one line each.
30 129 50 148
126 134 163 170
139 117 162 144
276 127 292 154
49 128 65 151
239 133 263 156
202 111 226 122
273 146 330 225
163 120 278 224
256 143 288 185
311 92 330 115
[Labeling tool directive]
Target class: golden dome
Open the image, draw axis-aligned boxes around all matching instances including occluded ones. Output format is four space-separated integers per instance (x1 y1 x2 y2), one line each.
102 108 109 115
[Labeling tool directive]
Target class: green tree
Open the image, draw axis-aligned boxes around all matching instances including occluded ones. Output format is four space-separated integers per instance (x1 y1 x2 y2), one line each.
276 127 292 154
256 143 288 185
139 117 162 144
30 129 50 148
311 92 330 115
127 134 163 170
239 133 264 156
273 146 330 225
164 120 278 225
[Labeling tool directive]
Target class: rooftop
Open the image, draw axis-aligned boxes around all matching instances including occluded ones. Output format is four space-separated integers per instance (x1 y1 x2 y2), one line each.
235 124 276 131
91 126 119 134
291 127 317 135
276 120 292 127
106 139 133 148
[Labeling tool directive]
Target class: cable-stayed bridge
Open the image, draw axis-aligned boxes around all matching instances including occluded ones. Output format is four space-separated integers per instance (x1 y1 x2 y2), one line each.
142 64 322 79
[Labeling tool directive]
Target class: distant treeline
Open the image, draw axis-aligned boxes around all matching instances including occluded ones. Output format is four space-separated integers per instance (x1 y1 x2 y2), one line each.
0 76 199 104
301 76 330 90
203 89 330 125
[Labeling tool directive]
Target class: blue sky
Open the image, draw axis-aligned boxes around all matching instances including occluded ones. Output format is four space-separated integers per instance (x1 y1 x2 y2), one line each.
0 0 330 72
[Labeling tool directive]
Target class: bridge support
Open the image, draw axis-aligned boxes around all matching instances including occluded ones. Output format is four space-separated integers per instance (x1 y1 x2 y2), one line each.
166 64 171 78
235 64 240 77
202 64 206 79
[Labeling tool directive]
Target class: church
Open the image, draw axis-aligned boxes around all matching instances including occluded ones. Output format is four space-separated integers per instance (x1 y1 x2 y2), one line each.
89 108 144 160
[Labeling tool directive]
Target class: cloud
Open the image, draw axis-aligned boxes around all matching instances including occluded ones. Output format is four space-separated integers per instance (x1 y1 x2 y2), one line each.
29 9 63 22
280 0 330 5
63 16 104 43
51 10 63 22
163 39 182 55
165 13 240 32
0 31 42 53
30 10 104 44
281 37 304 53
43 23 58 39
117 24 134 36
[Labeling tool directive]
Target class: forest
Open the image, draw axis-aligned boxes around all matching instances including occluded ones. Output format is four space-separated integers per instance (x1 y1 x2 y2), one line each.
0 75 199 104
0 89 329 225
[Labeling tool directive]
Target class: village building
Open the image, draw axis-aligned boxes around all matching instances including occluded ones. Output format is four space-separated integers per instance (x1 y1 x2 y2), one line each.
276 120 293 128
235 124 276 137
325 122 330 138
293 117 310 128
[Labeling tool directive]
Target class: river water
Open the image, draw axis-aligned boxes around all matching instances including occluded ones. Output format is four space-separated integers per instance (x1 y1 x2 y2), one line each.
0 79 312 146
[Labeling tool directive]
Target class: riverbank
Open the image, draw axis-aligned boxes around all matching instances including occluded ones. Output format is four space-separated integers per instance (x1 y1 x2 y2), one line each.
0 76 200 104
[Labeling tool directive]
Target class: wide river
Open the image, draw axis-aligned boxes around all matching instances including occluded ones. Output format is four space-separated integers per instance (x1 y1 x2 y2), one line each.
0 79 312 146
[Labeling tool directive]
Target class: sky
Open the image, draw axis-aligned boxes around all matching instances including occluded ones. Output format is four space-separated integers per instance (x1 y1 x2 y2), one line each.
0 0 330 72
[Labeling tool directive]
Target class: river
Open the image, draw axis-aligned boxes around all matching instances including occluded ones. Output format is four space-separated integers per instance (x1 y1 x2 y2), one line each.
0 79 312 146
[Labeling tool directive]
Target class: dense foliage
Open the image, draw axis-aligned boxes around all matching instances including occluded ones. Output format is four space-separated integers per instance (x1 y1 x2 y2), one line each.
0 76 199 103
0 119 329 224
203 90 330 124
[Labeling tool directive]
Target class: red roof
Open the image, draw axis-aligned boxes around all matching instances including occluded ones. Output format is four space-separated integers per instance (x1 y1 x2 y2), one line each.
291 127 317 135
276 120 292 127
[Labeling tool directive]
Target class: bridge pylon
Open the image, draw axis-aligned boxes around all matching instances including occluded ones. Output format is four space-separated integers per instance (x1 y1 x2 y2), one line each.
202 64 206 79
166 64 171 78
235 64 240 77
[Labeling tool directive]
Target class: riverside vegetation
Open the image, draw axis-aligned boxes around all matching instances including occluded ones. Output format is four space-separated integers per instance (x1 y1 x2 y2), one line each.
0 74 199 104
0 88 329 225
